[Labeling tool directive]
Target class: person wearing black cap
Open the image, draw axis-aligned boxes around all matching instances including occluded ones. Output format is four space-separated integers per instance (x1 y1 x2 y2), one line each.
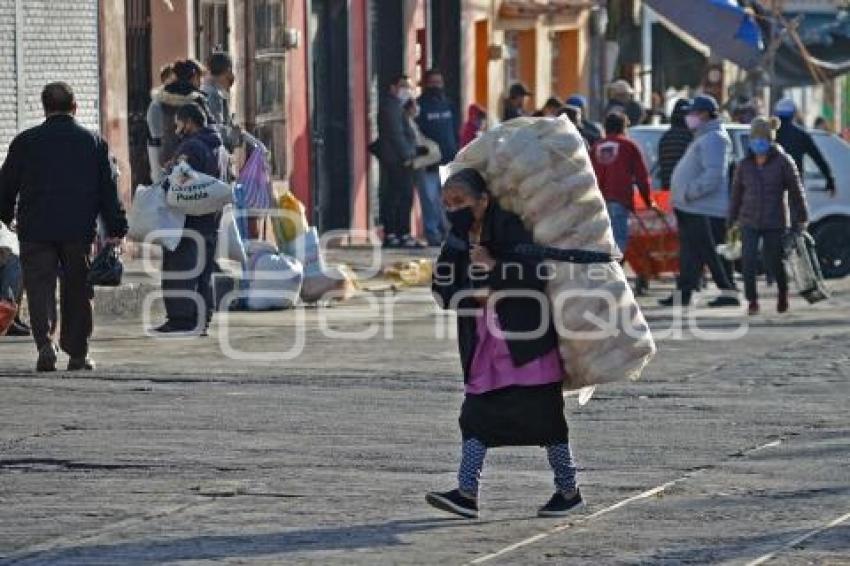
662 94 739 308
503 83 532 122
658 99 693 190
426 168 582 520
541 96 564 118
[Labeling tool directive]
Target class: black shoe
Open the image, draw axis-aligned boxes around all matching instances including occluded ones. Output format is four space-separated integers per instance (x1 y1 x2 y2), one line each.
36 343 59 373
426 489 479 519
6 319 31 337
383 235 401 249
707 295 741 308
658 294 690 307
149 322 197 336
538 488 584 518
400 235 426 249
67 357 96 371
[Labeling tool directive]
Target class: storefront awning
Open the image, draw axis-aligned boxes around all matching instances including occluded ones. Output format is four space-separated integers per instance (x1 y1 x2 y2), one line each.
645 0 764 69
499 0 594 18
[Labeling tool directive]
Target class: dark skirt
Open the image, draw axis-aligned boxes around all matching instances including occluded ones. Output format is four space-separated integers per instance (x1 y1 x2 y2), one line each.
459 382 569 448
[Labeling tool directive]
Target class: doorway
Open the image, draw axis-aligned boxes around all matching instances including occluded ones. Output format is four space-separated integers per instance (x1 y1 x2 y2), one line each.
309 0 351 231
125 0 153 189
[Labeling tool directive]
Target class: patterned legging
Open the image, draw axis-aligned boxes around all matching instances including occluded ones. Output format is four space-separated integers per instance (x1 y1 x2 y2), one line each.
458 438 577 497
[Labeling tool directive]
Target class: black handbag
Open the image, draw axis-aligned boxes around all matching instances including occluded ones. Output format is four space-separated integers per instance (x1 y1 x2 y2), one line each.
87 244 124 287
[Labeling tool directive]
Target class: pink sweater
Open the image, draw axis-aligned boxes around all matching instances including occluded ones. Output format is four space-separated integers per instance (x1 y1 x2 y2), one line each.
466 306 564 395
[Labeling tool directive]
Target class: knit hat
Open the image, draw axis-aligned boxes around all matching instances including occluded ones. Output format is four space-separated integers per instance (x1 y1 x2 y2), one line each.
750 116 781 141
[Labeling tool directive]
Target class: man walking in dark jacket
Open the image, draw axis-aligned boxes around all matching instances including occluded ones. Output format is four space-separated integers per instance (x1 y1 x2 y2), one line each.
416 69 457 245
0 82 128 371
658 99 693 190
774 98 836 195
152 104 224 335
378 74 422 248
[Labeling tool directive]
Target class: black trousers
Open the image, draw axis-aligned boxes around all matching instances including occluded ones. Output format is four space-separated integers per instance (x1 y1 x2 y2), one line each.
161 230 217 329
20 242 92 357
742 227 787 302
675 209 735 303
379 161 414 237
709 216 735 286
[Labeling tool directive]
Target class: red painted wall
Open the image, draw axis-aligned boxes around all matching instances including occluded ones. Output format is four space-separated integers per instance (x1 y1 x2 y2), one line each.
350 0 369 234
288 1 312 212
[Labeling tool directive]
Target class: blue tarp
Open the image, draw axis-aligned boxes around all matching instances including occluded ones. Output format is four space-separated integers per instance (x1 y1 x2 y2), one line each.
646 0 765 69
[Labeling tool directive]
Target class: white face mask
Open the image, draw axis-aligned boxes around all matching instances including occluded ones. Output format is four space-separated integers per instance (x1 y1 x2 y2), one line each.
685 115 703 130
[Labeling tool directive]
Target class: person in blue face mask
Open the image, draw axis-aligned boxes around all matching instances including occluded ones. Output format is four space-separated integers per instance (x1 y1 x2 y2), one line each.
730 117 809 315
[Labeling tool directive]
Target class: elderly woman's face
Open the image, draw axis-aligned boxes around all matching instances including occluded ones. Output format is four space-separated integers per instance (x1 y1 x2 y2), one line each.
442 183 489 222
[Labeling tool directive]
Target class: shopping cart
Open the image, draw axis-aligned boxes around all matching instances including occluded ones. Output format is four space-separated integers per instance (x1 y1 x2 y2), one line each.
624 191 679 293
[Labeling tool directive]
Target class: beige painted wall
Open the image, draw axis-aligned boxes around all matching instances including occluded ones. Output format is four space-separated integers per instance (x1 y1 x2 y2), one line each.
150 0 194 87
99 0 131 204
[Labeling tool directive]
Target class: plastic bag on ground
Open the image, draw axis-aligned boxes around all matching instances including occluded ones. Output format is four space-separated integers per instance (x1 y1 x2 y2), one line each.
449 116 656 391
244 251 304 310
783 231 829 304
128 184 185 251
290 227 356 302
166 161 233 216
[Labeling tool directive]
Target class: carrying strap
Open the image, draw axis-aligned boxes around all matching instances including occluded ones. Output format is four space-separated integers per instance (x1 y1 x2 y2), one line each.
500 242 621 264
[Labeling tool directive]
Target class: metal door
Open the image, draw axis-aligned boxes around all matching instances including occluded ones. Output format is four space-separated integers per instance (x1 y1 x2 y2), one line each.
125 0 153 189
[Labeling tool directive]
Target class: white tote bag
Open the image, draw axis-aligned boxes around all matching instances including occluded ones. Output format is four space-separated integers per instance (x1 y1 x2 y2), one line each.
166 161 234 216
128 183 186 251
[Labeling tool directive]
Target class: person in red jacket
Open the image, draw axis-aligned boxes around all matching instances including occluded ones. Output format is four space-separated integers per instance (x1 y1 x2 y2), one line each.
590 112 655 254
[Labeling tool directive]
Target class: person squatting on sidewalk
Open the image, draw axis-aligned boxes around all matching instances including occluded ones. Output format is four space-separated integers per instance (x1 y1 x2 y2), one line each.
427 169 582 519
730 117 809 316
0 82 128 371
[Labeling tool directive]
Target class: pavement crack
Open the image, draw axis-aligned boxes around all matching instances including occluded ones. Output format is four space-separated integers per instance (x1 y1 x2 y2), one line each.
0 458 156 473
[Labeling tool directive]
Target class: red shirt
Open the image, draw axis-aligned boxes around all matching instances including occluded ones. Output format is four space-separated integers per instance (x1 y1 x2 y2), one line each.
590 134 652 210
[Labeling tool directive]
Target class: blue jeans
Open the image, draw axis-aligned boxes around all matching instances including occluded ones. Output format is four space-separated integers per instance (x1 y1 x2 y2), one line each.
416 169 447 245
0 254 22 302
606 201 630 254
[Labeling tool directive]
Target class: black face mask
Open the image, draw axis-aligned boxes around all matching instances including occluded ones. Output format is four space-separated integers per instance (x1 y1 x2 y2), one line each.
425 86 445 98
446 206 475 237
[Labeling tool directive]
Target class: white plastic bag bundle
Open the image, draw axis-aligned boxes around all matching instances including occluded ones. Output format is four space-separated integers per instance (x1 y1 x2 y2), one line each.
166 161 233 216
289 227 356 303
216 205 247 265
128 183 185 251
449 116 656 390
245 251 304 310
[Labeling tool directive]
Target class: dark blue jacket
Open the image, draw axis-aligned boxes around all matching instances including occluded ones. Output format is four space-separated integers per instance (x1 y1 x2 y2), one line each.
0 114 127 243
416 89 459 165
173 126 223 235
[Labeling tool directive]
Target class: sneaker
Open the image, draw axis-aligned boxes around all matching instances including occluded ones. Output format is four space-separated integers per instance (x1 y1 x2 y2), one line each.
748 301 760 316
538 488 585 518
383 235 401 249
6 318 31 337
400 234 426 249
149 322 198 336
658 294 690 307
36 343 59 373
425 489 479 519
67 357 96 371
777 292 789 314
707 295 741 308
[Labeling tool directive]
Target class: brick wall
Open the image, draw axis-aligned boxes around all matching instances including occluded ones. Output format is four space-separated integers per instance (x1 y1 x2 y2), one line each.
0 0 100 162
0 1 17 159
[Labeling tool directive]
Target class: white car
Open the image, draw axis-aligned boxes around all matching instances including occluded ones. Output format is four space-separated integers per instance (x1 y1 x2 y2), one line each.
630 124 850 278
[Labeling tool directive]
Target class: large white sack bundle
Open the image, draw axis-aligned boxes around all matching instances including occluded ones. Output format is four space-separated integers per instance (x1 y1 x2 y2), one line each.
166 161 233 216
128 183 185 251
449 116 656 390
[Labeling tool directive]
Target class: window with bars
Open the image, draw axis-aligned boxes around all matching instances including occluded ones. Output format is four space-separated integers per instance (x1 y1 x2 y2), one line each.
196 0 230 63
247 0 287 178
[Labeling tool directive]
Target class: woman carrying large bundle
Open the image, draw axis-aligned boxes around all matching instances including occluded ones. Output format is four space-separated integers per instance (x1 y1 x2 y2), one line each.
426 168 583 519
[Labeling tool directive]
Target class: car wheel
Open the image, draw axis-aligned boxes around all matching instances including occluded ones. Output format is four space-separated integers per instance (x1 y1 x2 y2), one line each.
812 218 850 279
